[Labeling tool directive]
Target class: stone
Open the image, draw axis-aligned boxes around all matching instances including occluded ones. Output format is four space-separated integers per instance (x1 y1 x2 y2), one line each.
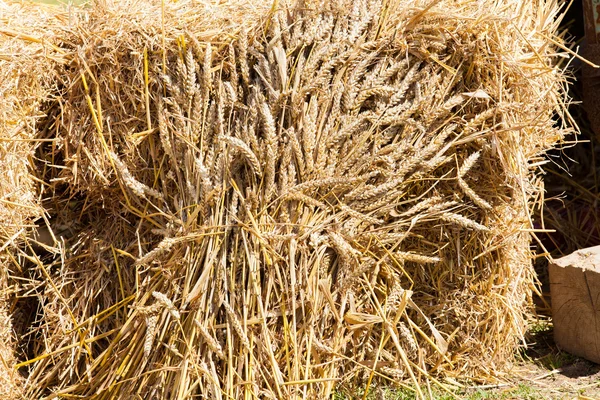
550 245 600 363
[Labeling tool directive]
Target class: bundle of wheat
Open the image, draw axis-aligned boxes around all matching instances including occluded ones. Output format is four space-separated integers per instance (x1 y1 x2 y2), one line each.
1 0 572 398
0 2 67 398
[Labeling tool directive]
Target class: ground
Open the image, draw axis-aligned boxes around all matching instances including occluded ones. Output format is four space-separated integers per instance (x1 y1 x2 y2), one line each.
496 321 600 400
333 321 600 399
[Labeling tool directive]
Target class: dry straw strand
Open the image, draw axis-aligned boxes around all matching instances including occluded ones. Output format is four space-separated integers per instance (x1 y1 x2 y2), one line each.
222 301 251 351
194 320 226 360
1 0 572 397
221 135 262 177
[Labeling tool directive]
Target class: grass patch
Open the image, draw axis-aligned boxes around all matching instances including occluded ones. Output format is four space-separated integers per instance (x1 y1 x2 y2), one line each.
334 383 545 400
535 351 577 371
517 319 576 371
465 384 543 400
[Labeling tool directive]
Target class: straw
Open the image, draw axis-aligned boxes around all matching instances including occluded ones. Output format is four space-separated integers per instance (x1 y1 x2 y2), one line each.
0 0 573 398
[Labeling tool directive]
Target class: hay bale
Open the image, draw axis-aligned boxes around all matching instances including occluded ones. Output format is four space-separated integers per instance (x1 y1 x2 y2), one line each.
1 2 65 398
3 0 572 398
0 0 59 231
0 301 23 400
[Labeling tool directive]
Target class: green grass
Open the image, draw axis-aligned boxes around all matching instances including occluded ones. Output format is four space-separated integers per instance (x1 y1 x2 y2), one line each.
516 320 576 371
333 383 544 400
465 384 542 400
535 351 576 371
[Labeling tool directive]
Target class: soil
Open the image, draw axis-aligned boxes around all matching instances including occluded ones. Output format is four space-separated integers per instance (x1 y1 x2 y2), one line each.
463 321 600 400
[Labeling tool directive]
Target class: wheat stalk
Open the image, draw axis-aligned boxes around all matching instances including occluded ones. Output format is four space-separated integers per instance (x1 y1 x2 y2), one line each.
222 301 250 351
220 135 262 178
194 320 226 360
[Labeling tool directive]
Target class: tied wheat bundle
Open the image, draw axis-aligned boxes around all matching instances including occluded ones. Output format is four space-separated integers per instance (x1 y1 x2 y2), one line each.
1 0 572 398
0 1 68 398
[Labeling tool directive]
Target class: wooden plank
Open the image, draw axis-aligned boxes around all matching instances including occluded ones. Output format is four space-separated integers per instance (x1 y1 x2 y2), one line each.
550 246 600 364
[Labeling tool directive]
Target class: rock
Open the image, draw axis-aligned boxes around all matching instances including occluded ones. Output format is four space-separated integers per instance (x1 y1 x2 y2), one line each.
550 245 600 363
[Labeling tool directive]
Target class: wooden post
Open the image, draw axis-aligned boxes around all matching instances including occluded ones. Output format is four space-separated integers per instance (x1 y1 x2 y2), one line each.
549 246 600 363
